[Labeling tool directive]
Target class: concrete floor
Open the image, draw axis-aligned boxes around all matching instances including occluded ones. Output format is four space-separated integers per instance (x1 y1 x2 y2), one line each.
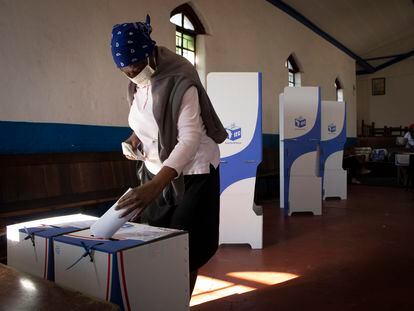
191 185 414 310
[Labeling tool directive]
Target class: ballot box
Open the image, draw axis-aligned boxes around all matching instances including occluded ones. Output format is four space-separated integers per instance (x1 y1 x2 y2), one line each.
7 214 97 281
54 223 189 311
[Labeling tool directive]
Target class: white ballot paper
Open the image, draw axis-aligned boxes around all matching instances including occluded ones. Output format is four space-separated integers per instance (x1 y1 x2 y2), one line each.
121 142 145 161
90 188 137 238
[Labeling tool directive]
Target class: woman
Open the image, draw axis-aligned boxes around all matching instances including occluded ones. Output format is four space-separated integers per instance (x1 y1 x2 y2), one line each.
342 146 371 184
403 126 414 149
110 16 227 294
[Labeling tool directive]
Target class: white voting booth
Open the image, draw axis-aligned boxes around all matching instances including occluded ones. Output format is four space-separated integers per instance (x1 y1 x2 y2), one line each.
207 72 263 249
7 214 97 280
279 87 322 216
54 223 189 311
321 100 347 200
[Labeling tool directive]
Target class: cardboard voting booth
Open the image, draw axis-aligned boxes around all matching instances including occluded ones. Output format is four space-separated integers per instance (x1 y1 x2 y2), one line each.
279 87 322 216
54 223 189 311
321 100 347 200
207 72 263 249
7 214 97 280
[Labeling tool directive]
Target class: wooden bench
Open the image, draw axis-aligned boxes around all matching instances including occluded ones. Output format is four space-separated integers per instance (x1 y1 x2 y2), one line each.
0 152 138 262
360 120 405 137
0 152 137 217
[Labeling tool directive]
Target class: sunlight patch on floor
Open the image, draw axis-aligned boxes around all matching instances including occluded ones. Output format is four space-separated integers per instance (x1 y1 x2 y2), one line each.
227 271 298 285
190 271 299 306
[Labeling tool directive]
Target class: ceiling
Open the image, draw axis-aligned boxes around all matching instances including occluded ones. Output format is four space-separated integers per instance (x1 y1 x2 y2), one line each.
267 0 414 74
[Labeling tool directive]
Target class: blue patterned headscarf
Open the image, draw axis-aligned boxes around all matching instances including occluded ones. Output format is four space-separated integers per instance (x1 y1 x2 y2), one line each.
110 15 156 68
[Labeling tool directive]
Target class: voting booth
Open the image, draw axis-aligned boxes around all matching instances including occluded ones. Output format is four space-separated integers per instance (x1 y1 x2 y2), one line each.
320 100 347 200
279 87 322 216
54 223 189 311
7 214 97 280
207 72 263 249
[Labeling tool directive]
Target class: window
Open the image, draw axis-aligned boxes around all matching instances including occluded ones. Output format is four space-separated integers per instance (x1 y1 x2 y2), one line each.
335 78 344 102
285 55 301 87
170 4 205 66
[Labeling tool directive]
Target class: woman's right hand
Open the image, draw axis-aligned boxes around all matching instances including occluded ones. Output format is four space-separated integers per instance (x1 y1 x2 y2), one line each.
123 132 141 160
125 132 141 149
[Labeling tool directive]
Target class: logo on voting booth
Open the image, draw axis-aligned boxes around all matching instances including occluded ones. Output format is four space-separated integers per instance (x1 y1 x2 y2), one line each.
328 123 337 133
295 116 306 129
225 123 242 141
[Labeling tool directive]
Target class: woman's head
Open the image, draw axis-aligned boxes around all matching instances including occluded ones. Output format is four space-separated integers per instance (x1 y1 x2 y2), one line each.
120 59 149 79
110 15 156 73
405 125 414 135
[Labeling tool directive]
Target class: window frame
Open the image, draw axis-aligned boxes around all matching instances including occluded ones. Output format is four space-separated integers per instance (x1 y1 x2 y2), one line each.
170 4 205 67
335 78 344 102
286 55 300 87
288 70 295 87
175 21 197 65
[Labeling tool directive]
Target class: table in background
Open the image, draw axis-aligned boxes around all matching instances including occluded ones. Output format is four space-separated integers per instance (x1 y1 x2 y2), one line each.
395 153 414 187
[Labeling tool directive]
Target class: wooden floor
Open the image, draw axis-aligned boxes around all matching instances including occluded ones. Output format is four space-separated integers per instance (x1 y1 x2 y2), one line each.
191 185 414 310
1 185 413 310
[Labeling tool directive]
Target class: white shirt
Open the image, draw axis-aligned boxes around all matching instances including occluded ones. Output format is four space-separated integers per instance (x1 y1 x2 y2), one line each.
404 132 414 147
128 84 220 176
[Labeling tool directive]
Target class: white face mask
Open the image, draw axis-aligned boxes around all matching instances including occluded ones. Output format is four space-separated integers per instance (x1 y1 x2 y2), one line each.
128 61 155 87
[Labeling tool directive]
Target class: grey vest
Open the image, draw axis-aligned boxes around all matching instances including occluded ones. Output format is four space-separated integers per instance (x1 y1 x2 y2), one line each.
127 46 227 204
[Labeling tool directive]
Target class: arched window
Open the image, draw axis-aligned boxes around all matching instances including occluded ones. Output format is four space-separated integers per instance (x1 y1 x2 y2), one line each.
335 78 344 102
285 54 301 87
170 3 205 66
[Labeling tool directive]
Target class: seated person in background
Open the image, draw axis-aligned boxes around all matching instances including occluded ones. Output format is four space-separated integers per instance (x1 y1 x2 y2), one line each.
343 147 371 184
403 125 414 149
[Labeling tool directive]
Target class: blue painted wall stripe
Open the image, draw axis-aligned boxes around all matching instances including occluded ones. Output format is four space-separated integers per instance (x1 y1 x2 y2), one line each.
0 121 131 154
0 121 357 154
263 133 357 149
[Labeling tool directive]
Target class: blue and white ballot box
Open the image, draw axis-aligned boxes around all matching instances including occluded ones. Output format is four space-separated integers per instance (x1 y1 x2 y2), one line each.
54 223 189 311
279 87 322 216
207 72 263 249
7 214 97 280
320 100 347 200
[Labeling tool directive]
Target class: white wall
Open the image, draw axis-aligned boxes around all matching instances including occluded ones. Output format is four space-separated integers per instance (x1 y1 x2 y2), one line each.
357 57 414 132
0 0 356 136
192 0 356 136
0 0 179 127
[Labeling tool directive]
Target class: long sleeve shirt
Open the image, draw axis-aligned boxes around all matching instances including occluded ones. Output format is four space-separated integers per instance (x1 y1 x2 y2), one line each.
128 84 220 176
404 132 414 148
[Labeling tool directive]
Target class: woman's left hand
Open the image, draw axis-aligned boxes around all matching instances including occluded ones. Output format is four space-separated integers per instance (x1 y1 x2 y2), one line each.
115 181 162 218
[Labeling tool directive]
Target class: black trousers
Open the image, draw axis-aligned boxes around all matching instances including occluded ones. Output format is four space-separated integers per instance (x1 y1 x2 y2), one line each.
137 164 220 272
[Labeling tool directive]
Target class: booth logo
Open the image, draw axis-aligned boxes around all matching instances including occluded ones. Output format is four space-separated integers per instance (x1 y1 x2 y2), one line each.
328 123 337 133
295 116 306 129
55 245 61 255
225 123 242 141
